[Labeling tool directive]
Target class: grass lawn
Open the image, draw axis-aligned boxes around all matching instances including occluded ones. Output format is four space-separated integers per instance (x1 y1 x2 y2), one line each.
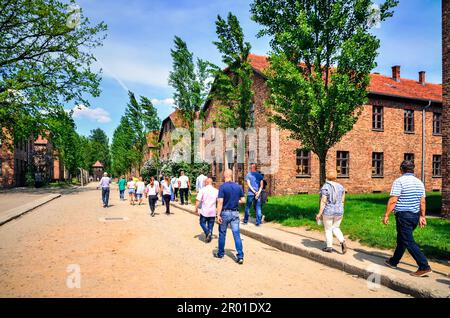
259 192 449 261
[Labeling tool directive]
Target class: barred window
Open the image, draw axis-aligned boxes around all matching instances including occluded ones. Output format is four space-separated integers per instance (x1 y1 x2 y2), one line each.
404 153 414 163
372 106 384 130
372 152 384 177
336 151 349 177
404 109 414 133
433 155 442 177
296 149 311 176
433 113 442 135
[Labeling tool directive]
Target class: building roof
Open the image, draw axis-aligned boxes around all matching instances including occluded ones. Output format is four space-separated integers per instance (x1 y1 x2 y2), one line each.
34 134 49 145
247 54 443 103
158 109 188 142
92 160 103 168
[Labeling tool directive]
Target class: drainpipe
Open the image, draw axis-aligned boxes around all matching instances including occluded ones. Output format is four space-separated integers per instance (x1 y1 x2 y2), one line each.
422 100 432 185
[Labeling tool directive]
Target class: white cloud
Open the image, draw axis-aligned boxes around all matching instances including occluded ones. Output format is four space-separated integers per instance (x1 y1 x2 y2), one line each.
151 98 175 106
94 43 171 89
72 105 112 124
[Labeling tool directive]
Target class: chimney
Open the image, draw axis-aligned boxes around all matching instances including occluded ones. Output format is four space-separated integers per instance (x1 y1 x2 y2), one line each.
392 65 401 82
419 71 426 85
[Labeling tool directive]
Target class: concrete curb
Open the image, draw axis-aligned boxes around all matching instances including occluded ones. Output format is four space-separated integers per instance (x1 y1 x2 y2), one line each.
172 202 446 298
0 194 61 226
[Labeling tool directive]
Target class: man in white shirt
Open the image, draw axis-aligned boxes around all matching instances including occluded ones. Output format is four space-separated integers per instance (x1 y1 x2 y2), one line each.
195 178 218 243
171 175 179 202
196 173 207 192
178 171 190 205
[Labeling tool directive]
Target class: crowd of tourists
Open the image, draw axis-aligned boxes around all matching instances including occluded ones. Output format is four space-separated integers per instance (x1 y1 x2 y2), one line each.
96 159 431 276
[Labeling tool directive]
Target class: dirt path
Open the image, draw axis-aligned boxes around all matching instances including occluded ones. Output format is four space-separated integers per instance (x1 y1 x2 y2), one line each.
0 184 408 298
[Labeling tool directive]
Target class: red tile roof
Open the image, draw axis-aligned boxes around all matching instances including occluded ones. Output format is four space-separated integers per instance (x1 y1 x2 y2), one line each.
248 54 442 103
92 160 103 168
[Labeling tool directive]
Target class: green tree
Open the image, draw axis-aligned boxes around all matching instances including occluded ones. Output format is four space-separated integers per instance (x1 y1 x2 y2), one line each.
168 36 211 163
45 108 81 176
88 128 110 172
251 0 398 186
210 12 255 185
211 12 254 130
0 0 107 143
111 115 135 176
124 91 161 174
140 96 161 132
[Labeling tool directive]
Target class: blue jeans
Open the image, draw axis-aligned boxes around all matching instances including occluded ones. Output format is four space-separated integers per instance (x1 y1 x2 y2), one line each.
390 211 430 270
218 210 244 259
119 189 125 200
102 188 110 207
199 215 215 236
244 195 262 225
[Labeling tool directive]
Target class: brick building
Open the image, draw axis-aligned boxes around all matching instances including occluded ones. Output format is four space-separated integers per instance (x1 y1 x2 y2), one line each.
0 131 63 188
158 110 188 161
144 130 160 162
200 55 443 195
0 130 33 187
443 0 450 215
92 160 104 181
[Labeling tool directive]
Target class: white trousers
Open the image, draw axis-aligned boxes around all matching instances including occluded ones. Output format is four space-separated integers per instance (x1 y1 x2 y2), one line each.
323 215 345 248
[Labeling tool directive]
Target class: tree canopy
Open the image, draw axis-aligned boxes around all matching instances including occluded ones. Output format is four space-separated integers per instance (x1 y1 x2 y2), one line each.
251 0 398 186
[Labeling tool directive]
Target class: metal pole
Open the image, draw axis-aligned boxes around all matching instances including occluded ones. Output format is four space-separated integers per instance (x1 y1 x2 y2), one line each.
422 101 432 185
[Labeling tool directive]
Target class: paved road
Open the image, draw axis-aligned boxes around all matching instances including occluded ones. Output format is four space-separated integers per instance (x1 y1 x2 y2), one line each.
0 184 407 297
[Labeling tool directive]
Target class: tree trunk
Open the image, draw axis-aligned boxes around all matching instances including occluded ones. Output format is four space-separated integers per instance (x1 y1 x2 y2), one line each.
318 151 328 189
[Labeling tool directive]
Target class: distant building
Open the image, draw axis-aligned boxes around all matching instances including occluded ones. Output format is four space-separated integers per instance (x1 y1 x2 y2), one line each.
144 130 160 162
158 110 188 161
0 130 63 188
92 161 104 181
0 129 33 187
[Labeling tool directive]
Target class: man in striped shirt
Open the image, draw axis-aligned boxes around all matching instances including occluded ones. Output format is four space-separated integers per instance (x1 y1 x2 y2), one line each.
383 160 432 277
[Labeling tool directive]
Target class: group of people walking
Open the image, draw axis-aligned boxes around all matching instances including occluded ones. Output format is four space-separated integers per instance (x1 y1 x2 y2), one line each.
97 159 432 276
115 171 193 216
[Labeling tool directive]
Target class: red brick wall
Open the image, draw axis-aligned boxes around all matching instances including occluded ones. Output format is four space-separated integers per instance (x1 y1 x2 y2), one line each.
273 97 442 195
0 129 15 188
442 0 450 215
159 120 175 161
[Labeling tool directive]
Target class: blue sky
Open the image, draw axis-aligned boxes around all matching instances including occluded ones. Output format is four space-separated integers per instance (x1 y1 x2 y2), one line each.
70 0 443 140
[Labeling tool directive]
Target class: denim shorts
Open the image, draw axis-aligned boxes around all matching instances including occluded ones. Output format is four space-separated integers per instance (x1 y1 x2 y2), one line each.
136 193 143 199
128 188 135 194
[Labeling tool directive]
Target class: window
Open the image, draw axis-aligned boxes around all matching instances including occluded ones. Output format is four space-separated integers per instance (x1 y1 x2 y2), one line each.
296 149 311 176
336 151 349 177
433 113 442 135
372 152 384 177
404 109 414 133
432 155 442 177
372 106 384 130
404 153 414 163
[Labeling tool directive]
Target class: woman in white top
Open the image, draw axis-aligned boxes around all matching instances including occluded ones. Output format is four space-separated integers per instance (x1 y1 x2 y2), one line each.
127 177 136 205
161 176 172 215
145 177 160 217
135 177 146 205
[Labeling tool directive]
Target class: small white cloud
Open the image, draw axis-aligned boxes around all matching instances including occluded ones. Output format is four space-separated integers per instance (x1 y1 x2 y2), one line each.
72 105 112 124
151 98 175 106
